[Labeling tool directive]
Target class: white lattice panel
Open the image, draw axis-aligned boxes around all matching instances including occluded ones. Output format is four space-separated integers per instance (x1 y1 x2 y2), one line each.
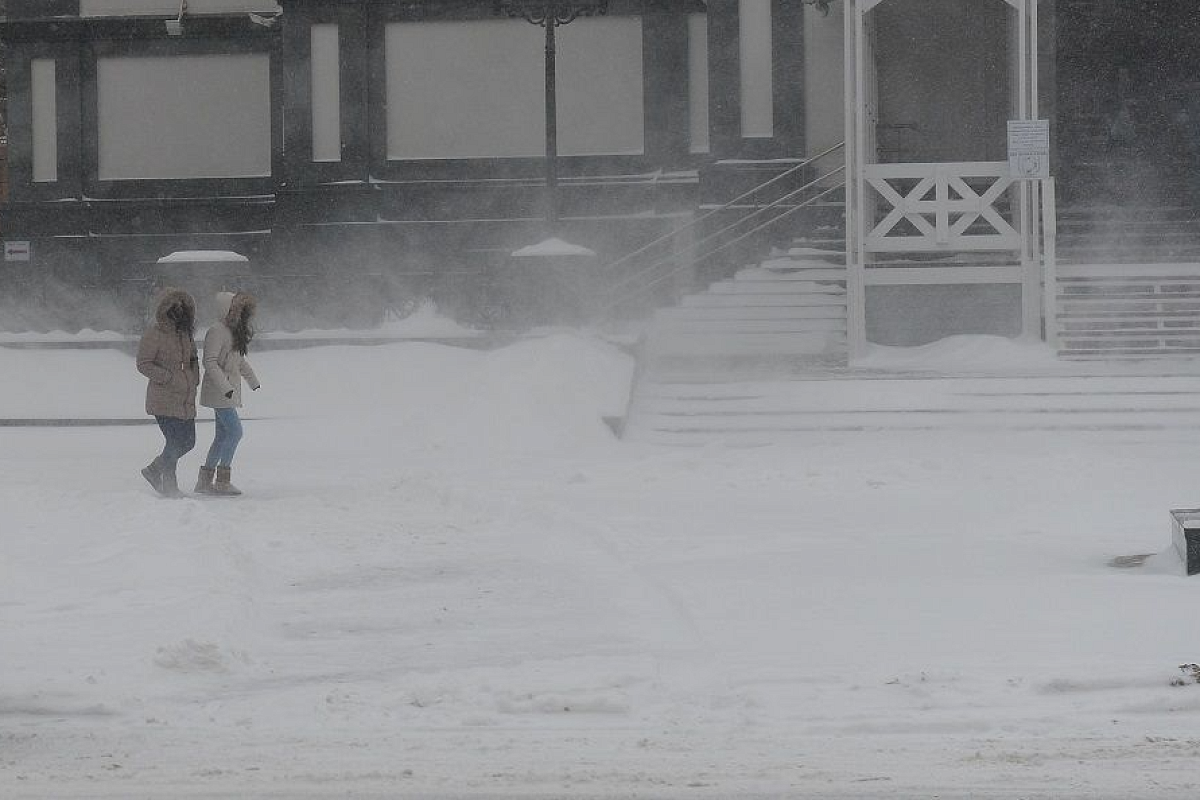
863 162 1021 253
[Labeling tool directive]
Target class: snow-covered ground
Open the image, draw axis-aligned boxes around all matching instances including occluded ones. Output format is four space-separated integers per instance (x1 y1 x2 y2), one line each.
4 328 1200 799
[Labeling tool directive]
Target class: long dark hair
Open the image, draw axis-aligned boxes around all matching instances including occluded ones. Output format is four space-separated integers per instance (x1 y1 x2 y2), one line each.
229 294 256 356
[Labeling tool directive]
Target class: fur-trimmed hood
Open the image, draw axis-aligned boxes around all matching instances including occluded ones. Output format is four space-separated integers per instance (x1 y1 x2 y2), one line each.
153 287 196 329
216 291 257 325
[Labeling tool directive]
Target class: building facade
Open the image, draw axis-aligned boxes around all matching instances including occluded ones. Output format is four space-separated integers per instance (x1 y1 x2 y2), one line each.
2 0 824 329
3 1 1199 345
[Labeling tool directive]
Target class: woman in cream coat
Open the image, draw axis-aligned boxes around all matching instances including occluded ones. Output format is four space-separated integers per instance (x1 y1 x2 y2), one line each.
197 291 261 495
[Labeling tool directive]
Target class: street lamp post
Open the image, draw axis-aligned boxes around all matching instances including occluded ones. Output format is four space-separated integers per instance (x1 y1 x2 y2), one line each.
494 0 609 231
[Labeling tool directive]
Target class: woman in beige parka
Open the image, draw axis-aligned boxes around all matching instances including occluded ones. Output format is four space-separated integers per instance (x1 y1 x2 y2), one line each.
196 291 261 495
135 287 200 497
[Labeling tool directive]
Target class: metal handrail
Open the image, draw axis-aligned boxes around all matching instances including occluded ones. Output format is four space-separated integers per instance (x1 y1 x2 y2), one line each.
598 141 845 280
602 173 846 311
598 145 846 315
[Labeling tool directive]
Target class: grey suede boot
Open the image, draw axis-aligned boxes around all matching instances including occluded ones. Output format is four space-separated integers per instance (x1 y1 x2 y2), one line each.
159 462 184 498
213 466 242 496
194 465 216 494
141 457 165 494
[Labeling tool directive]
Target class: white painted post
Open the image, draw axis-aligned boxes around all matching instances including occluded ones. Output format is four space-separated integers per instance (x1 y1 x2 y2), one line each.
1020 183 1042 341
1029 0 1047 343
843 0 854 356
1010 0 1045 342
1016 0 1027 123
845 0 868 360
1041 177 1058 350
1016 0 1034 340
1029 0 1038 119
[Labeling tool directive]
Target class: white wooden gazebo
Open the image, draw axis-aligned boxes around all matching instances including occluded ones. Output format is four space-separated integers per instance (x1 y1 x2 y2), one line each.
842 0 1057 357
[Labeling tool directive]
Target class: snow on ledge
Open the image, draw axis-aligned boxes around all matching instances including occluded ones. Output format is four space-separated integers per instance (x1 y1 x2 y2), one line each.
511 238 596 258
0 328 129 343
157 250 249 264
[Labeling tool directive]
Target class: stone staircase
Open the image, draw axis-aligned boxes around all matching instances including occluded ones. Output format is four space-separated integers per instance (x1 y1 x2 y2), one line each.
622 240 848 444
641 243 847 370
618 192 1200 444
621 370 1200 446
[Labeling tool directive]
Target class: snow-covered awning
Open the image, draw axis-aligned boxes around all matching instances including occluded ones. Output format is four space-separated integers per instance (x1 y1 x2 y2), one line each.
510 238 596 258
156 250 249 264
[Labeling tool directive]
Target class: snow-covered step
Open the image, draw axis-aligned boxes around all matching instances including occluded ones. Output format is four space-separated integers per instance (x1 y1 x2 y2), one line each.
776 258 845 269
624 244 851 438
707 280 845 295
647 331 846 357
760 252 844 264
682 292 846 308
631 416 1200 446
654 317 845 335
781 246 845 262
656 305 846 322
737 264 847 279
631 408 1200 437
623 374 1200 445
635 378 1200 414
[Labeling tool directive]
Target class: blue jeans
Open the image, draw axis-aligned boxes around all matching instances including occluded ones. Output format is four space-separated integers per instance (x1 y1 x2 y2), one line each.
205 407 244 468
154 416 196 471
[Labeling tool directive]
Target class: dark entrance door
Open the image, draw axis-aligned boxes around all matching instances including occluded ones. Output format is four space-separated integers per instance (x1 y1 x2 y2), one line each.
1057 0 1200 206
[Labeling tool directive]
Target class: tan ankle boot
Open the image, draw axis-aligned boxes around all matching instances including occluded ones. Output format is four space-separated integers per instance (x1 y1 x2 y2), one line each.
195 466 216 494
213 466 242 496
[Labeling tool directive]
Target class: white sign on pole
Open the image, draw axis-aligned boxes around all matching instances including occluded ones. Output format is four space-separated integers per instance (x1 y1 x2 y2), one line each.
4 241 31 262
1008 119 1050 180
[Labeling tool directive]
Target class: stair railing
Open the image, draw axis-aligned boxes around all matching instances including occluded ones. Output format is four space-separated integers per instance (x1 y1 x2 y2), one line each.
596 142 846 317
602 173 846 313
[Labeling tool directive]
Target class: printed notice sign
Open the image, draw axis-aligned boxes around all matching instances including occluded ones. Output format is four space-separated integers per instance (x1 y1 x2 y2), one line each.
4 241 31 262
1007 120 1050 179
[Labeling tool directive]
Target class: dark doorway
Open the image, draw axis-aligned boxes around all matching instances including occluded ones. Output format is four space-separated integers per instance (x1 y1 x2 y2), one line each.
874 0 1011 164
1056 0 1200 206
